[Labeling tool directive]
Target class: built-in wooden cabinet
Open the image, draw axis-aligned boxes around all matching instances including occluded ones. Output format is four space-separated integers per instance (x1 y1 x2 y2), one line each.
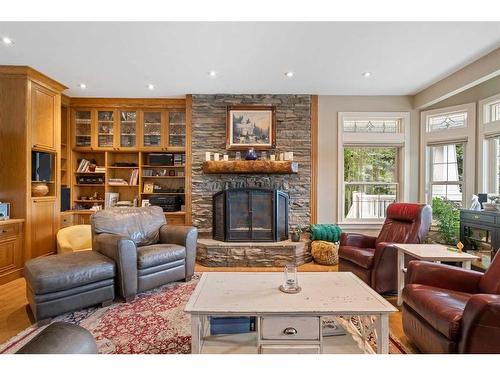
67 98 192 225
0 220 24 285
0 66 65 267
30 199 57 258
31 82 59 151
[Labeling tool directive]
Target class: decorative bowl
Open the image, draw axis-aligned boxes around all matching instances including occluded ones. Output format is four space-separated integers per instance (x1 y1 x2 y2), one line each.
32 182 49 197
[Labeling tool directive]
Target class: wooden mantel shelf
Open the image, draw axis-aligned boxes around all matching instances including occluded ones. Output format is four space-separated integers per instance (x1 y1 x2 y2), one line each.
202 160 298 174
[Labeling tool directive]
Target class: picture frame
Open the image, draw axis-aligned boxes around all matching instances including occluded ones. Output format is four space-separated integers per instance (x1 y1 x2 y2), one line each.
0 202 11 221
226 105 276 150
141 199 151 208
143 182 154 194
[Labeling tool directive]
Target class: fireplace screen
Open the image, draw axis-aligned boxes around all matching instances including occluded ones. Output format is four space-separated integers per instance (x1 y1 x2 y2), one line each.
213 188 289 242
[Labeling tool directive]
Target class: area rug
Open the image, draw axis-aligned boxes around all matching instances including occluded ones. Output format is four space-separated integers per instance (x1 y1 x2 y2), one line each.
0 274 412 354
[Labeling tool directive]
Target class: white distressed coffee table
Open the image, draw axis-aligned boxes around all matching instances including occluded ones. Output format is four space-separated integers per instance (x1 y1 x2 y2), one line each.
393 244 480 306
185 272 397 354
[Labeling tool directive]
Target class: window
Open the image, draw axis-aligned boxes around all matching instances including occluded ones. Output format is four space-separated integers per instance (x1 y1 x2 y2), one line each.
427 111 467 132
429 143 464 205
344 147 398 220
478 93 500 194
338 112 410 224
420 103 475 207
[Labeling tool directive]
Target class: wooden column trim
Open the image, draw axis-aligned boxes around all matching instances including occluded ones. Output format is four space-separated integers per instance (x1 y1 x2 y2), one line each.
185 94 193 225
311 95 318 224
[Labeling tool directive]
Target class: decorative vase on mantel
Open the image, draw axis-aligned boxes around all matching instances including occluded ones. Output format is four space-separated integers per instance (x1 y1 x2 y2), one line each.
245 148 258 161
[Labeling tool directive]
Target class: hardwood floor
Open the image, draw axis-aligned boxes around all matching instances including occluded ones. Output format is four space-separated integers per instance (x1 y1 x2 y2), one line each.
0 262 419 352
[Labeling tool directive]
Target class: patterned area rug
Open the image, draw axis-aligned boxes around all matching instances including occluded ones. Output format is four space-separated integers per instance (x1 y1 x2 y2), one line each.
0 274 411 354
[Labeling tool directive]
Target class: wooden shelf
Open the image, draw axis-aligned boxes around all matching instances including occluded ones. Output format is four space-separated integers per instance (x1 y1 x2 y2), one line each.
141 192 185 195
108 166 139 169
142 176 185 179
142 164 185 168
202 160 298 174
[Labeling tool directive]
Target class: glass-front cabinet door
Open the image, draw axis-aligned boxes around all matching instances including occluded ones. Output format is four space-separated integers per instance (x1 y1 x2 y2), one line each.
97 110 115 149
168 112 186 148
142 111 163 149
74 110 92 149
119 111 137 149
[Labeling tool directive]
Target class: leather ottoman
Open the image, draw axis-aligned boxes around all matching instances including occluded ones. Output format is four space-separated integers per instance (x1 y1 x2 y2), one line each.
16 322 97 354
24 251 115 321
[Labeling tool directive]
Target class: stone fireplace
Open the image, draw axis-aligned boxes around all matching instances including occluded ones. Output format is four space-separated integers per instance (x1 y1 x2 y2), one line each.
213 188 289 242
191 94 312 237
191 94 313 267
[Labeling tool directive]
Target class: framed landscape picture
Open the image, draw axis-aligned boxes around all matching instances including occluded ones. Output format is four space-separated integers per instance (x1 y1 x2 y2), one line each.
226 105 276 150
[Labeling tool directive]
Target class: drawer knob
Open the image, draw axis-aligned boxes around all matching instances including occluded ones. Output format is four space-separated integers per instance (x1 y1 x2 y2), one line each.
283 327 297 335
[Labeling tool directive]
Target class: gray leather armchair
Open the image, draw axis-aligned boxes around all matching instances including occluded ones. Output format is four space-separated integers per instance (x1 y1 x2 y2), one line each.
91 206 198 301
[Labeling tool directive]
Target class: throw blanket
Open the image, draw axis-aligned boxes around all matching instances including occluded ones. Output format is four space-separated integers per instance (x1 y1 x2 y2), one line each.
309 224 342 242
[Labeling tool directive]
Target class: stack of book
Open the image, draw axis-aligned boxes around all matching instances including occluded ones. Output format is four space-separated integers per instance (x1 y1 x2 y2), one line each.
108 178 128 186
94 166 106 173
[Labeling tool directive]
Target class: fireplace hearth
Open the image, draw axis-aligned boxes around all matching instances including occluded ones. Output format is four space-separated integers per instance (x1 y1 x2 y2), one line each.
213 188 289 242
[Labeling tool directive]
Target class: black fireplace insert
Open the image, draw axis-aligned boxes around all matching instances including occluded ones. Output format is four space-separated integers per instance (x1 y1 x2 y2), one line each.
213 188 289 242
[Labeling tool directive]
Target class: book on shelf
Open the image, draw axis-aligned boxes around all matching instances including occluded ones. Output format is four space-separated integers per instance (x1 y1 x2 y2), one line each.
77 159 105 173
77 159 90 172
128 169 139 186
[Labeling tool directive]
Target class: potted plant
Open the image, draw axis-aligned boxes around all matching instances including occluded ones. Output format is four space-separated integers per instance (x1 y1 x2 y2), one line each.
429 197 460 245
290 226 302 242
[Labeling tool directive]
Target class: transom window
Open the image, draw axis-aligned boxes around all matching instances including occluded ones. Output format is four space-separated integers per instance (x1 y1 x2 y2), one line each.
343 119 400 133
427 111 467 132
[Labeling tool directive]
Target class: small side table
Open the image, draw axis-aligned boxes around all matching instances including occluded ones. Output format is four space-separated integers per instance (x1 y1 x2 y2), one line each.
393 244 479 306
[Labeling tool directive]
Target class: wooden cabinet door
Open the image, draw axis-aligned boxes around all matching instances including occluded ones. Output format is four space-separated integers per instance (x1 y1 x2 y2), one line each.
0 224 23 284
31 83 58 151
31 199 57 258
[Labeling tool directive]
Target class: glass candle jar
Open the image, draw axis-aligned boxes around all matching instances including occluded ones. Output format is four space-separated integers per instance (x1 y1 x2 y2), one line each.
283 264 298 291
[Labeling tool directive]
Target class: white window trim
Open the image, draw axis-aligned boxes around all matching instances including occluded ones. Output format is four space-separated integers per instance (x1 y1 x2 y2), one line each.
419 103 476 206
337 111 411 225
478 93 500 193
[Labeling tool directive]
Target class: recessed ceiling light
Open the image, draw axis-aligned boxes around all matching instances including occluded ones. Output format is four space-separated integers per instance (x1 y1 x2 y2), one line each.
284 71 294 78
362 72 371 78
147 83 155 90
208 71 217 78
78 83 87 89
2 36 13 45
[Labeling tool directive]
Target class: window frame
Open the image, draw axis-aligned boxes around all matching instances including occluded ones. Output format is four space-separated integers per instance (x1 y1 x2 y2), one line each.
338 112 411 225
420 103 476 207
478 93 500 194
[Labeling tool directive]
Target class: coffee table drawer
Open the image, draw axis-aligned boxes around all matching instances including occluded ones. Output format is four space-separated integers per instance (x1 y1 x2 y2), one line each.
260 344 321 354
260 316 320 341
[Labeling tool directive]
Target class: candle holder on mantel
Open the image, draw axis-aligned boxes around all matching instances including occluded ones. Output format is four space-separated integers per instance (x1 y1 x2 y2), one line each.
279 264 301 294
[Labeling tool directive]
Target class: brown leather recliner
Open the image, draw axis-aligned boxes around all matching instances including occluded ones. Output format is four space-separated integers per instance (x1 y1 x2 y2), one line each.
339 203 432 294
91 206 198 301
402 255 500 353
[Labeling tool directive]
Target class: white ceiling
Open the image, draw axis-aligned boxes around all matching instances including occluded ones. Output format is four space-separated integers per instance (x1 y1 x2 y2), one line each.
0 22 499 97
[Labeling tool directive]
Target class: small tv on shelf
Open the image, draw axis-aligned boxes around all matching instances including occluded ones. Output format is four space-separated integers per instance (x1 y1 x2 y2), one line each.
32 151 53 182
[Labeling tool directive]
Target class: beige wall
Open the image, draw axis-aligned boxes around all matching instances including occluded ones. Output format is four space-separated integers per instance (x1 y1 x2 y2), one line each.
317 95 419 224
